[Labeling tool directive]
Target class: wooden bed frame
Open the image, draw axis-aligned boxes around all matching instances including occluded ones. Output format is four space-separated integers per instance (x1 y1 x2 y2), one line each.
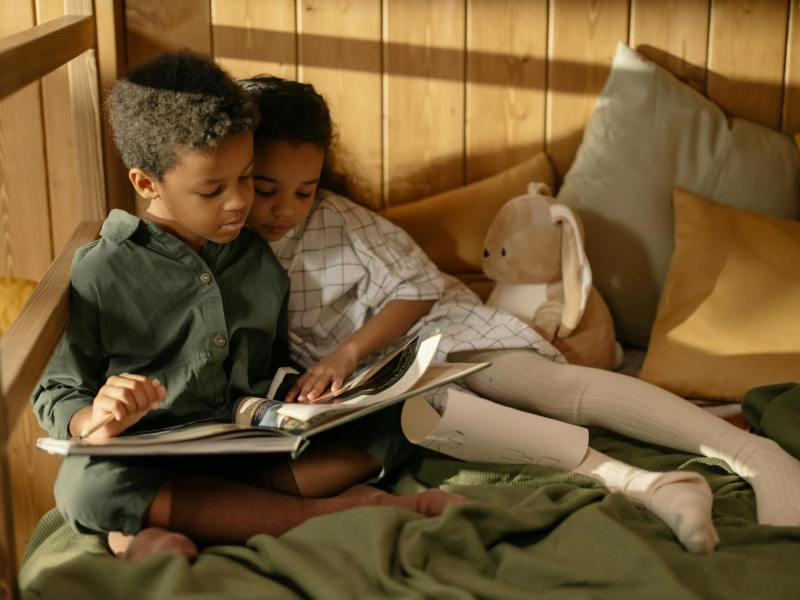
2 0 799 598
0 2 131 597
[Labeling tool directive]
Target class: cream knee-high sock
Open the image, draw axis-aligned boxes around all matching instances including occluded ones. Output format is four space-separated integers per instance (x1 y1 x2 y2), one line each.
574 448 718 553
452 348 800 526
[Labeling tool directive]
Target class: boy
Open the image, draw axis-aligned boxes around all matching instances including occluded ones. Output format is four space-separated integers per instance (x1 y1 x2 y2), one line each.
32 52 461 561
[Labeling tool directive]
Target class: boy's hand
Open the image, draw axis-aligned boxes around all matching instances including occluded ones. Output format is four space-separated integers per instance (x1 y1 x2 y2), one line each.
85 374 166 438
285 344 359 403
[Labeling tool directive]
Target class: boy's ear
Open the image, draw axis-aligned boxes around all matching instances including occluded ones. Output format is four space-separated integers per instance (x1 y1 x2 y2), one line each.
129 169 159 200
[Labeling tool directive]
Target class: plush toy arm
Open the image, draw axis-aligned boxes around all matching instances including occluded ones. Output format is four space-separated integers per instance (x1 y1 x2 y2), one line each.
532 300 562 341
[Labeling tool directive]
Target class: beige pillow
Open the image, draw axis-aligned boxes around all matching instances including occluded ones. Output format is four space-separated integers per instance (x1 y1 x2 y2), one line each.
382 153 555 299
640 188 800 401
0 277 37 335
557 43 800 348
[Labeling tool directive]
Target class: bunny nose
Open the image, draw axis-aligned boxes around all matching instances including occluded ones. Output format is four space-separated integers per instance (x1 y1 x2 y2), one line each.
483 248 489 258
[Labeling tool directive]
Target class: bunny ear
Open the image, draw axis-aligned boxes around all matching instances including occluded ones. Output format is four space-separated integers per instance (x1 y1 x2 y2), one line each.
549 204 592 337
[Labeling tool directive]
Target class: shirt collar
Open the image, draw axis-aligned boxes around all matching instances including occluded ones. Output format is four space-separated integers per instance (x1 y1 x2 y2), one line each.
100 209 142 244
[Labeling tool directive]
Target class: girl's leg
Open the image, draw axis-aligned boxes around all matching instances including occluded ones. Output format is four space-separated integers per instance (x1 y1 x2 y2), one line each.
452 348 800 526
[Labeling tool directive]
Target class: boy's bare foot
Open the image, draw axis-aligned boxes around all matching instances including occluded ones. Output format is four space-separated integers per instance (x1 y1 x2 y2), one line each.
340 484 466 516
109 527 198 561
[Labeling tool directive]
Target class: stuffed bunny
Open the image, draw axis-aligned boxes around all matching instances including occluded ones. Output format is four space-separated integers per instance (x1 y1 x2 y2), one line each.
483 183 622 370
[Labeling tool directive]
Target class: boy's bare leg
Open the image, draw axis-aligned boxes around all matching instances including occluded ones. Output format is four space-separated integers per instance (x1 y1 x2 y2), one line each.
112 447 464 558
108 480 198 561
280 444 382 497
155 473 462 547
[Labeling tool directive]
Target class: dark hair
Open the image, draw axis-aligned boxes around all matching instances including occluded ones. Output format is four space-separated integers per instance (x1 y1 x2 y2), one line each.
239 76 369 206
107 51 258 180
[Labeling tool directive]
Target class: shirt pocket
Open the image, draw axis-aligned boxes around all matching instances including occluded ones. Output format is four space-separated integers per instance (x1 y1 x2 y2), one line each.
147 351 215 418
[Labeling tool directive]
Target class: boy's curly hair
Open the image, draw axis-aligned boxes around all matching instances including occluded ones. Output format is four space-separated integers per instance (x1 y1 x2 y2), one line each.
107 52 257 180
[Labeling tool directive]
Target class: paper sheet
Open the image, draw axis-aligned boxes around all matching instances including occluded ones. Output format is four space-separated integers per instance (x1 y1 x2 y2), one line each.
401 388 589 470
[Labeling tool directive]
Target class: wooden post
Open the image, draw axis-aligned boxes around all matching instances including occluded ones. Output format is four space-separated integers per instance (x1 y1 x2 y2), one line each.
0 357 14 600
95 0 133 214
66 0 106 223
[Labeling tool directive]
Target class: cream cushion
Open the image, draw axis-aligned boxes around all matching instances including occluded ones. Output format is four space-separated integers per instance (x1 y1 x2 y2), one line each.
557 43 800 348
640 188 800 401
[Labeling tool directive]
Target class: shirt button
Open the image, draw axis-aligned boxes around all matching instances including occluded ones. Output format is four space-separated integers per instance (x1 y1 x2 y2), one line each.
213 334 227 348
199 272 212 284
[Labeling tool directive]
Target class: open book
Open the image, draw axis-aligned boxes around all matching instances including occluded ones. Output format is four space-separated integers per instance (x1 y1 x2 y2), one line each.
35 333 489 459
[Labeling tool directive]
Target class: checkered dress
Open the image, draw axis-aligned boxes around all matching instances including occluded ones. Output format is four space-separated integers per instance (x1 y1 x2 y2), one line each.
268 191 564 369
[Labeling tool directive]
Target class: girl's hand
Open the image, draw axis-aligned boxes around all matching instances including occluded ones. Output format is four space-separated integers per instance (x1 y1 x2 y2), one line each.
285 344 359 403
85 373 166 438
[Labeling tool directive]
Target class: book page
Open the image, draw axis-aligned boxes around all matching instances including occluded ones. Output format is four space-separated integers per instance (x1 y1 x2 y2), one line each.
278 333 441 422
299 360 490 438
401 388 589 470
310 335 419 403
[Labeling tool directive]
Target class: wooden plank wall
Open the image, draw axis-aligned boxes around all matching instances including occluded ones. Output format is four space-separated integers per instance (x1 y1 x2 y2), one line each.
114 0 797 211
1 0 798 276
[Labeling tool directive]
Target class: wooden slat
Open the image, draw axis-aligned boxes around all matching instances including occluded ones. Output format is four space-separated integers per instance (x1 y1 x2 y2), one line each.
298 0 382 209
630 0 710 92
0 413 10 599
66 0 106 224
384 0 466 206
2 221 100 568
0 15 94 102
0 3 54 281
546 0 630 180
36 0 83 254
126 0 213 68
782 0 800 132
466 0 548 183
95 0 134 215
707 0 790 129
212 0 297 80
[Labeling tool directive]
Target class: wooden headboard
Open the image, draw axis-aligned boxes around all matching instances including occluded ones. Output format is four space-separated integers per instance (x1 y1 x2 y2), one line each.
2 0 799 597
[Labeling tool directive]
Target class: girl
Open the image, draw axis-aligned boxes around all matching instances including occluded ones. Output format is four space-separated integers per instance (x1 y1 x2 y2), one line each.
241 76 800 555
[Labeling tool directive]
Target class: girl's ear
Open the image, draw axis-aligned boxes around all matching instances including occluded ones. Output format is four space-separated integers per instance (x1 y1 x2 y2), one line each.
129 169 159 200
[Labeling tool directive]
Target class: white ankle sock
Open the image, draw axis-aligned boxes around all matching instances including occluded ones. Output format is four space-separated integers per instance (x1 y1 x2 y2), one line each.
452 348 800 526
574 449 718 553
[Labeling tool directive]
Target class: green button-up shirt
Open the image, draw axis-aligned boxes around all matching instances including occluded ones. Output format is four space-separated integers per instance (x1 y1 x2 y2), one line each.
32 209 291 439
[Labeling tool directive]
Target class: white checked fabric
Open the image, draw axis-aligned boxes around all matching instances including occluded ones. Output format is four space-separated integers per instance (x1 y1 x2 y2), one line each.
268 190 564 369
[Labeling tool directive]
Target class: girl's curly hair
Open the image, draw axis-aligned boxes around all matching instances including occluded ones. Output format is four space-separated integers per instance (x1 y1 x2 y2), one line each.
240 76 370 206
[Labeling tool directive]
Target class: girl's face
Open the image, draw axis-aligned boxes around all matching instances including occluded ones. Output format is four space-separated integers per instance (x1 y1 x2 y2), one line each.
249 140 324 241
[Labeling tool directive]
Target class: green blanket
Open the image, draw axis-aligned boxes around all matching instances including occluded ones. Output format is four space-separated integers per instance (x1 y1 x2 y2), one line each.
19 430 800 599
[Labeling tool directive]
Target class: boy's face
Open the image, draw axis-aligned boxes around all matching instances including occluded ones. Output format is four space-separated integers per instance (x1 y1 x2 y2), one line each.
134 131 255 250
249 141 324 242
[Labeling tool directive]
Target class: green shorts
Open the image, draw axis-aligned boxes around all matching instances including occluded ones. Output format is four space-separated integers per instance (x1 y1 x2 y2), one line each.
55 405 412 535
